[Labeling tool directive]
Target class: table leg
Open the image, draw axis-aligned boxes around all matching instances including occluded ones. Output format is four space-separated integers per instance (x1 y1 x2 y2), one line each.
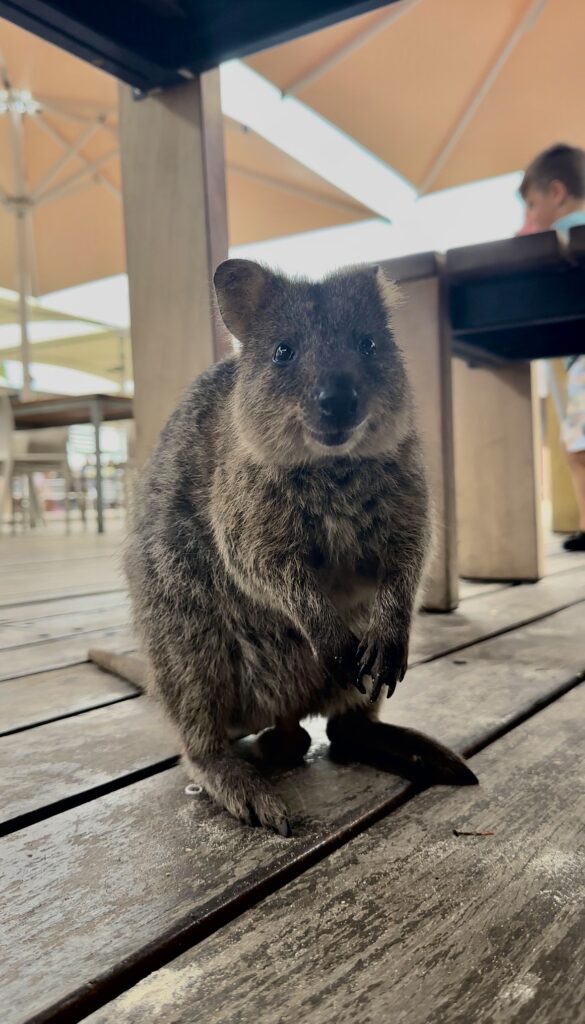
91 400 105 534
453 360 543 581
546 359 579 533
394 275 459 611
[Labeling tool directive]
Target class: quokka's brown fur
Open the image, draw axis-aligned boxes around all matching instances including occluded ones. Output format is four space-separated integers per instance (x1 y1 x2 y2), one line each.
91 259 476 836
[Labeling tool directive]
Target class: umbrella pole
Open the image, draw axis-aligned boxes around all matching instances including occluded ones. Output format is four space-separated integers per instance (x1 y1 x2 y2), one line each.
7 101 33 399
15 208 33 399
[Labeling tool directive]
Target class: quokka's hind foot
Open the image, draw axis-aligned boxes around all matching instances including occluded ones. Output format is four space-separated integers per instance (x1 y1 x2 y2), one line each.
327 711 478 787
195 753 293 836
254 721 312 767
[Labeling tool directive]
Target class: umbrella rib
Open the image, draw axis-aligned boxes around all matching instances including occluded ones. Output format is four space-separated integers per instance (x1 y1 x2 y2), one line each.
282 0 424 96
34 148 119 207
418 0 550 195
34 95 117 121
34 114 119 199
31 116 105 200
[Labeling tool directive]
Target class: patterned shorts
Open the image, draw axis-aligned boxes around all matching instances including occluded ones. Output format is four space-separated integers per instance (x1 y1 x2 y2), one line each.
562 356 585 454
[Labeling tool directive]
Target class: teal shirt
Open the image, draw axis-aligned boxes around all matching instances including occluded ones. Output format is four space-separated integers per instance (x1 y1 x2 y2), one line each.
554 211 585 232
554 212 585 367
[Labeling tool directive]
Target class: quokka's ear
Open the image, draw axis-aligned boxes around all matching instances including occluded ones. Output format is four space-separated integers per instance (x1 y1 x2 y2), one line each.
374 265 402 317
214 259 280 342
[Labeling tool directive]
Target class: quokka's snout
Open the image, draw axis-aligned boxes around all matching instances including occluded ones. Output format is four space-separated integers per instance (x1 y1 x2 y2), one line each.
308 371 363 446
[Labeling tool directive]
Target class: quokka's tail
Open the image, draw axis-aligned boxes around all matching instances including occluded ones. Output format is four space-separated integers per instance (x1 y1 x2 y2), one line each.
88 648 148 689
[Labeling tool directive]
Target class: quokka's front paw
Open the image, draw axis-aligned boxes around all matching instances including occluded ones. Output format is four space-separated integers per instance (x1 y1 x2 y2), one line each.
357 633 409 703
317 632 365 694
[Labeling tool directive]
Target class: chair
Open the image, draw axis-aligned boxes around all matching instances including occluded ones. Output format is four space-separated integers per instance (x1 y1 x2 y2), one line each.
0 395 80 532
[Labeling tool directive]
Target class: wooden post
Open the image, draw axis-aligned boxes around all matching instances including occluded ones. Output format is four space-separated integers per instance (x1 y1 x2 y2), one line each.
119 72 228 465
453 359 544 581
546 359 579 534
393 274 459 611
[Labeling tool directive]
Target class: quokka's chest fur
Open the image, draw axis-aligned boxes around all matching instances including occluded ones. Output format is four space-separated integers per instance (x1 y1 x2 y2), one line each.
212 452 411 617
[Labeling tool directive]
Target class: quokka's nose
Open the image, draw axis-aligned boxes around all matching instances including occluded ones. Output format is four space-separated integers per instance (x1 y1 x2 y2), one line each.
317 378 359 429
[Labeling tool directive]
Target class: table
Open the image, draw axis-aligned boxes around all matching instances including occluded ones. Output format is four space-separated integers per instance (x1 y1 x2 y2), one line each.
380 230 585 602
446 226 585 364
11 394 133 534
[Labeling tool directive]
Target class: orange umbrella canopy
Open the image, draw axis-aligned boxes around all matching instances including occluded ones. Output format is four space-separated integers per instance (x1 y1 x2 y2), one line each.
0 18 373 299
247 0 585 195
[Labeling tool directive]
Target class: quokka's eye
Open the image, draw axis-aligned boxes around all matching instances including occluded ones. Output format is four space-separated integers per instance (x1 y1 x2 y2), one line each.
358 335 376 357
273 343 296 364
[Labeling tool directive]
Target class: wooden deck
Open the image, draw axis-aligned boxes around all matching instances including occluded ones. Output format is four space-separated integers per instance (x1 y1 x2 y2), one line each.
1 529 584 1023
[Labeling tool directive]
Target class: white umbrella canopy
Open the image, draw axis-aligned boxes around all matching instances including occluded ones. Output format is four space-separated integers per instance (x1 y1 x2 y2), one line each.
0 18 374 395
247 0 585 195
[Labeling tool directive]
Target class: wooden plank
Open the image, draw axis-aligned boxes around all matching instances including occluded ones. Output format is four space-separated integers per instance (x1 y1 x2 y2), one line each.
1 603 584 1023
0 601 129 649
119 73 227 466
0 625 134 681
0 561 124 606
0 583 125 608
392 274 458 611
0 554 121 577
0 663 137 737
0 534 122 568
0 590 128 627
453 359 544 581
458 579 510 600
98 684 585 1024
546 548 585 575
0 698 176 831
412 567 585 663
0 550 120 572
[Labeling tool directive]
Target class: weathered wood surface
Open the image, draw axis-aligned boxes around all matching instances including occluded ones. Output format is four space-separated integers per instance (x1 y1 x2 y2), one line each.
2 567 581 720
0 553 120 577
0 626 134 681
88 683 585 1024
119 73 227 465
410 568 585 663
453 359 543 582
0 533 122 567
394 275 458 611
0 698 176 831
0 560 124 606
3 602 584 833
0 590 128 626
2 604 584 1023
0 602 130 649
546 547 585 575
457 579 510 600
0 663 137 737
